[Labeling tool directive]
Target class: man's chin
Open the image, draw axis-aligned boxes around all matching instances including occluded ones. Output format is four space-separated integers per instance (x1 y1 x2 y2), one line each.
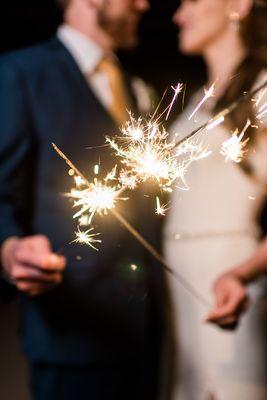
116 35 139 50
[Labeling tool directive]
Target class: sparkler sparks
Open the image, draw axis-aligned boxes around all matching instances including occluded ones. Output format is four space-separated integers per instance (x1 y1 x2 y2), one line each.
52 143 124 227
78 215 91 226
221 120 251 163
106 115 176 189
52 143 211 308
166 83 184 121
188 82 216 121
155 196 169 216
52 79 267 310
72 226 102 251
253 84 267 123
69 177 120 224
74 175 85 187
119 169 138 189
255 90 267 122
106 114 209 192
206 115 225 131
174 80 267 151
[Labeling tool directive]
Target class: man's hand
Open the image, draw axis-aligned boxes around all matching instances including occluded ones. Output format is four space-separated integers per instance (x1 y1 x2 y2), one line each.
205 272 250 328
1 235 66 296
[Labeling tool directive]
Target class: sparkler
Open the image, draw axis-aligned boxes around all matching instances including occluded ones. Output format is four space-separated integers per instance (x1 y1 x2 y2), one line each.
106 80 267 197
155 196 169 216
188 82 216 121
53 143 210 309
53 79 267 311
165 82 184 121
105 80 267 197
174 79 267 149
52 144 125 225
106 114 209 192
221 120 251 163
255 86 267 121
111 207 210 308
72 226 102 251
68 180 120 223
257 106 267 121
219 82 267 163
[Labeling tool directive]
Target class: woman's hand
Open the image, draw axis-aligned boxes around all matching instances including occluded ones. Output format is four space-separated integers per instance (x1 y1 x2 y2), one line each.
205 272 250 328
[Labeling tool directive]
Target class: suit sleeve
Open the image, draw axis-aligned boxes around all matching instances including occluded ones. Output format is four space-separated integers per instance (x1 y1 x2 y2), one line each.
0 58 32 244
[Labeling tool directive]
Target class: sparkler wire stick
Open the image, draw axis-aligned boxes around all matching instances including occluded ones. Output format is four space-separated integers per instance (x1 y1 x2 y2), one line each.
52 143 91 185
173 79 267 149
111 208 210 309
52 143 210 309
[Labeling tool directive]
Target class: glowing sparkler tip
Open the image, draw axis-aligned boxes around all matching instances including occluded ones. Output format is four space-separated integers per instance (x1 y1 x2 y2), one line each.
107 113 209 191
155 196 169 216
166 82 184 121
221 132 249 163
189 81 216 121
78 215 90 226
221 120 251 163
72 227 102 251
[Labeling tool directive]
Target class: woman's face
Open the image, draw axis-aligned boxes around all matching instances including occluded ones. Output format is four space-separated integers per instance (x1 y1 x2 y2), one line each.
173 0 232 55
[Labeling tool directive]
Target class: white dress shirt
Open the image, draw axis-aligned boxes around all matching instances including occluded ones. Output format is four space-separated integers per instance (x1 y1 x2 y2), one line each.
57 24 112 109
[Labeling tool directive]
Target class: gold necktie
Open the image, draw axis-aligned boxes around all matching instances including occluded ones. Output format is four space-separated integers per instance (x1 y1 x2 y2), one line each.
97 57 131 126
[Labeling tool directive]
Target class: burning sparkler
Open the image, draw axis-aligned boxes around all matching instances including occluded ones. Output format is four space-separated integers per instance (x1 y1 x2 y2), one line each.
72 226 102 251
155 196 169 216
188 82 216 121
106 113 210 192
174 79 267 149
221 120 251 163
166 82 184 121
69 179 119 223
52 79 267 310
106 79 267 195
254 85 267 122
52 144 126 226
53 143 210 309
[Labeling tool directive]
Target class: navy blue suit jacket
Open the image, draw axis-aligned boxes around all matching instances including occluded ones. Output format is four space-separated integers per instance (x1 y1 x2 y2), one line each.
0 37 164 364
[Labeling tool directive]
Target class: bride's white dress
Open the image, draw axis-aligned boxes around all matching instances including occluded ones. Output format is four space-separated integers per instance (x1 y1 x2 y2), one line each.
164 72 267 400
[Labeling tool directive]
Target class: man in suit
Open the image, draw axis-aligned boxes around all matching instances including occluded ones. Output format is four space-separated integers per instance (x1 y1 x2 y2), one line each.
0 0 164 398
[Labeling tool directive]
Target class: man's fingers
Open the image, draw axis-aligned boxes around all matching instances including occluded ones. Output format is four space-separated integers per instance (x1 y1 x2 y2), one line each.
1 236 66 296
45 254 66 271
23 235 52 253
12 264 63 283
16 281 58 296
14 249 66 271
15 235 66 271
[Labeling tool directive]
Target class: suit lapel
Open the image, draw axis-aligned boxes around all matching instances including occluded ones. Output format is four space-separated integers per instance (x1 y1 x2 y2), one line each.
49 37 139 128
49 37 119 129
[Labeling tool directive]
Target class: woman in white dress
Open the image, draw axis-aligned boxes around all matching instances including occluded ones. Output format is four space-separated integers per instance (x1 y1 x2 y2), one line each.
164 1 267 399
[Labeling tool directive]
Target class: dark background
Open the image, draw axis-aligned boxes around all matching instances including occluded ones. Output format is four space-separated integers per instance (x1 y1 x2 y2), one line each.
0 0 206 96
0 1 205 398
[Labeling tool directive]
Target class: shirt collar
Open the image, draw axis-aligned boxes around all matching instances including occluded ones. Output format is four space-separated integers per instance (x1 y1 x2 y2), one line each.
57 24 103 75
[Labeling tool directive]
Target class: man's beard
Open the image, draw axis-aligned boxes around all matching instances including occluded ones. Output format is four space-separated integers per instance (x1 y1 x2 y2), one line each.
97 9 139 49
